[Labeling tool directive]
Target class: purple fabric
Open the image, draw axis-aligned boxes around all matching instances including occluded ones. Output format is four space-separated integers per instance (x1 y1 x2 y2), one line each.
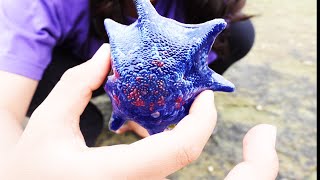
208 51 218 64
0 0 216 81
0 0 103 80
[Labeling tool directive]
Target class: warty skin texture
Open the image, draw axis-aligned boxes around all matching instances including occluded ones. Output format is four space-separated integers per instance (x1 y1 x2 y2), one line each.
104 0 235 135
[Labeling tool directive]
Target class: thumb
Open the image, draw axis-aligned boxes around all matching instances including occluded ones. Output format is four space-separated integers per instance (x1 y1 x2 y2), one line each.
225 124 279 180
32 44 111 125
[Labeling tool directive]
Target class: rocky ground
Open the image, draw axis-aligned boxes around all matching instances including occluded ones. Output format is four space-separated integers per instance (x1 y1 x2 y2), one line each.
93 0 317 179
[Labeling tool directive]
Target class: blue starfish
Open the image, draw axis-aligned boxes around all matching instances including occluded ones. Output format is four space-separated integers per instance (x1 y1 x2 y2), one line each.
104 0 235 135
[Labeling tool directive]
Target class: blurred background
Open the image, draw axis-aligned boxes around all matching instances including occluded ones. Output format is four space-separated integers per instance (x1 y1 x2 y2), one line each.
93 0 317 179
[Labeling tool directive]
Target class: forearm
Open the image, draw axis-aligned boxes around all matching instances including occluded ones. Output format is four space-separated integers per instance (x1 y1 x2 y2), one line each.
0 109 23 152
0 110 23 180
0 71 38 152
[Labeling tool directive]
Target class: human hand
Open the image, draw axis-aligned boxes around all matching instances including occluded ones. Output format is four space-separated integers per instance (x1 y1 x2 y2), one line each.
0 44 218 180
0 43 278 180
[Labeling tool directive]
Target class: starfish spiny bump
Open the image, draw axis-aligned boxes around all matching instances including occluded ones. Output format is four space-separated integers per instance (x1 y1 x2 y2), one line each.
104 0 235 135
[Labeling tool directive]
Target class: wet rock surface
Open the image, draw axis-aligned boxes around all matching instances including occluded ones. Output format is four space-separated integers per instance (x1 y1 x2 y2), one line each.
93 0 317 179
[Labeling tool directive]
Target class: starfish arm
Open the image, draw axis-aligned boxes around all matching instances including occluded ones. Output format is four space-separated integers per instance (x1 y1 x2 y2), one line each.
109 112 127 131
208 70 235 92
104 19 127 38
134 0 159 20
198 19 227 40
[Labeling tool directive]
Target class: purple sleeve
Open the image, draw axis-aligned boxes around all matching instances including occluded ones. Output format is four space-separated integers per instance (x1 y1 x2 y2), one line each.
208 50 218 64
0 0 94 80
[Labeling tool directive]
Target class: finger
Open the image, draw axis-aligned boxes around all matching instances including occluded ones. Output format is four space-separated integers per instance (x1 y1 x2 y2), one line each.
86 90 217 179
32 44 110 122
115 121 150 138
225 124 279 180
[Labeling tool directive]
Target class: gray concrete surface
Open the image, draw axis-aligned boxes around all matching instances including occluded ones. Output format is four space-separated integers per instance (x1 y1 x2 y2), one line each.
93 0 317 179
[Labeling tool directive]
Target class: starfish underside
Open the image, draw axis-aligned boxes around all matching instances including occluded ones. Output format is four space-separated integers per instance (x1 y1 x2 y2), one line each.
104 0 235 135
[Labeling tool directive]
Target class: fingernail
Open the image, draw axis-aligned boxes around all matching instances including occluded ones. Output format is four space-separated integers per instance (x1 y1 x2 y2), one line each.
201 90 215 104
115 130 121 134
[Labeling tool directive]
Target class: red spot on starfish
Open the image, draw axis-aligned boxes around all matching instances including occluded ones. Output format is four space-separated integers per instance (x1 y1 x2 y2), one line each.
113 95 120 105
132 98 145 106
149 102 155 111
157 96 165 106
152 60 164 67
136 76 143 82
114 69 120 79
175 96 184 109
